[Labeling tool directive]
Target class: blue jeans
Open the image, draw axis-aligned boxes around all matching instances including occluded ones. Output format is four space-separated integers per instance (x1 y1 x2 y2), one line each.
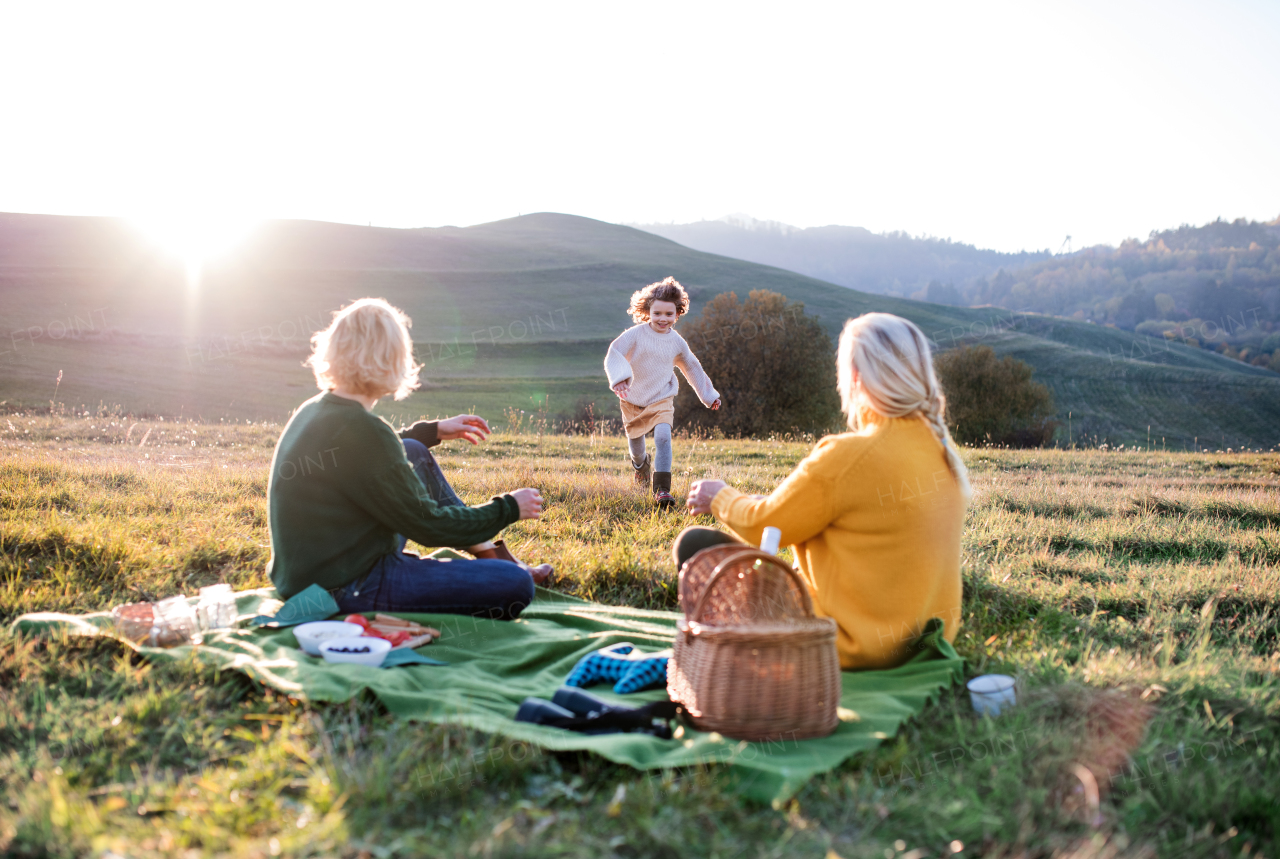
334 439 534 620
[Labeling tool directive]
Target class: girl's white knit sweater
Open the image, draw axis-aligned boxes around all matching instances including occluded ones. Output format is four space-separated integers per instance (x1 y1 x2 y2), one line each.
604 323 719 408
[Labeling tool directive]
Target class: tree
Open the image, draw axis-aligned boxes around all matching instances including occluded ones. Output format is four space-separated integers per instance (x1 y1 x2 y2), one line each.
924 279 963 306
1115 286 1157 330
674 290 841 437
934 345 1056 447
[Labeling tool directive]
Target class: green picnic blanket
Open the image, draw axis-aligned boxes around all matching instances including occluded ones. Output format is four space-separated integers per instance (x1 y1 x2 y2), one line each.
11 587 964 806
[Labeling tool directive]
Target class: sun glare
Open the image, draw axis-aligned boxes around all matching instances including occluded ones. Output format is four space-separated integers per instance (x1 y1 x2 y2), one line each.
129 214 261 280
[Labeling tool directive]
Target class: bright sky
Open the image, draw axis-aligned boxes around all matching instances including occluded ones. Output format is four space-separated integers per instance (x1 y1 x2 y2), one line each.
1 1 1277 255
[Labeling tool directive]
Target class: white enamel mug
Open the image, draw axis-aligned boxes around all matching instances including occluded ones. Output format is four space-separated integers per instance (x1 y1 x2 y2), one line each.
967 674 1016 716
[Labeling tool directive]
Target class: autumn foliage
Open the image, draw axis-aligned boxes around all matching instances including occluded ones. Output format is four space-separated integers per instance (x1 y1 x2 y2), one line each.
674 290 841 437
935 344 1057 447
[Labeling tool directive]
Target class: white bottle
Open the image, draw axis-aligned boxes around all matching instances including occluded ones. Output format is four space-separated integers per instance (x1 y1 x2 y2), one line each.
197 584 237 631
760 526 782 555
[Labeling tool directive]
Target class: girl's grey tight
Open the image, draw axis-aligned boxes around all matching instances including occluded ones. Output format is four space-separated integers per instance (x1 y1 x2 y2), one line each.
629 423 672 472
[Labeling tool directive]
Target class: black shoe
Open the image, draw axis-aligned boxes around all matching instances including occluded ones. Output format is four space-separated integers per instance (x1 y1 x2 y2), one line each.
514 687 680 737
552 686 613 717
515 697 577 723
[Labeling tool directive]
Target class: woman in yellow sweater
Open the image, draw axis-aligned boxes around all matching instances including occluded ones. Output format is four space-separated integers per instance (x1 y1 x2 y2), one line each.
681 312 972 670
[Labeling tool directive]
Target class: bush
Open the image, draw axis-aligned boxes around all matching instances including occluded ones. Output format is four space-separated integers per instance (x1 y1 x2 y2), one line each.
674 290 841 437
935 344 1057 447
1135 319 1182 338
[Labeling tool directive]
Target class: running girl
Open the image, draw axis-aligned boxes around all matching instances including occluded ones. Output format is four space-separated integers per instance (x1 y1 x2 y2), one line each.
605 277 720 508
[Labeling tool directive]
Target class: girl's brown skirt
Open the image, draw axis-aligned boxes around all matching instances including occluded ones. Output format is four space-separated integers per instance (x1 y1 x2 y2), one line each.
619 396 675 440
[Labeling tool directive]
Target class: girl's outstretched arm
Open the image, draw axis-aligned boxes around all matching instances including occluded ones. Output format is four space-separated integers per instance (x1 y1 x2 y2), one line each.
674 339 720 407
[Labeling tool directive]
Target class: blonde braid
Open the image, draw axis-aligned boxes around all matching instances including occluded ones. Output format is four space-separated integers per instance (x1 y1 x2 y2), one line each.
912 326 972 502
921 382 973 503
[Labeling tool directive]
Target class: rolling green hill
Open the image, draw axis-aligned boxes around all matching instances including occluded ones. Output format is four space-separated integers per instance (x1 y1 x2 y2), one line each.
1 211 1278 448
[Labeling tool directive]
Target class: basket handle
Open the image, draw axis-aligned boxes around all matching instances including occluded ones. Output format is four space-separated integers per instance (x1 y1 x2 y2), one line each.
686 548 815 637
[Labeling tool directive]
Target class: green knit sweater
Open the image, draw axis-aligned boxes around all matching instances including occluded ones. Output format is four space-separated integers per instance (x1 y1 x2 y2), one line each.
267 393 519 598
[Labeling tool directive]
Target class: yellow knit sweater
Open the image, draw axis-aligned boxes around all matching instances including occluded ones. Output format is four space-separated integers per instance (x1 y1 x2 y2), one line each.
710 413 964 670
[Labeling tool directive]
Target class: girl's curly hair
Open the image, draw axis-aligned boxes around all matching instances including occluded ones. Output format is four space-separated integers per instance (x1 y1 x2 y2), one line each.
628 276 690 323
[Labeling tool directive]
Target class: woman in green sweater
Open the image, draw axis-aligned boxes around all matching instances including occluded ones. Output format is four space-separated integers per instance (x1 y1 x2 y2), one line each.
267 298 549 619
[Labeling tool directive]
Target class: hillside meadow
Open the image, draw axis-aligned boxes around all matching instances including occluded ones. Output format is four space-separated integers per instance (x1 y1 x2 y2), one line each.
4 212 1280 447
1 415 1278 857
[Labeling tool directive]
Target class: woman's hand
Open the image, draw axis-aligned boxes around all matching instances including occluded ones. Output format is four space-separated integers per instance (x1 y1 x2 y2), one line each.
710 398 721 411
686 479 727 515
511 488 544 520
437 414 491 444
612 380 631 400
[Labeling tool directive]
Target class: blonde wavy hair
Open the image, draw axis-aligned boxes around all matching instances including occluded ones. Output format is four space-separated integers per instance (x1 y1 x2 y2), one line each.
837 313 972 502
306 298 422 401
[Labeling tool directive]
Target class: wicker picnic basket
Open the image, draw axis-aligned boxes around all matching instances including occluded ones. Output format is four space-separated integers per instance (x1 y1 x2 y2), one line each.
667 546 841 741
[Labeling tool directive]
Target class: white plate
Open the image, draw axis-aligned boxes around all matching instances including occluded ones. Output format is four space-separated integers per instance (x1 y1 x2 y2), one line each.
294 621 364 656
319 636 391 667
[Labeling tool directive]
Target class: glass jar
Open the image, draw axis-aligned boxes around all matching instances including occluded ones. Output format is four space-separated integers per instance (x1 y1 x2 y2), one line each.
150 595 198 647
112 601 155 643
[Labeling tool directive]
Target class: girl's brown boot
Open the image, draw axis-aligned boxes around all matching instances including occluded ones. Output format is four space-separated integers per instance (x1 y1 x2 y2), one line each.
633 453 651 487
652 471 675 510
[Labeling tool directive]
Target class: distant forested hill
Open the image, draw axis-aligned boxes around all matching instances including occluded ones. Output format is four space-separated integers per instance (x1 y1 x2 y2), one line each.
962 216 1280 373
631 215 1050 297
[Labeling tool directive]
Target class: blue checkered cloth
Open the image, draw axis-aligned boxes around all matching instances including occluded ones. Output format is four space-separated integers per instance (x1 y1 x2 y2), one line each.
564 642 673 694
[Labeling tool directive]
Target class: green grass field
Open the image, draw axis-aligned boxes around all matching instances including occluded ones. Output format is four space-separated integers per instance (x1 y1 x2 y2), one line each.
0 336 619 428
2 416 1277 857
